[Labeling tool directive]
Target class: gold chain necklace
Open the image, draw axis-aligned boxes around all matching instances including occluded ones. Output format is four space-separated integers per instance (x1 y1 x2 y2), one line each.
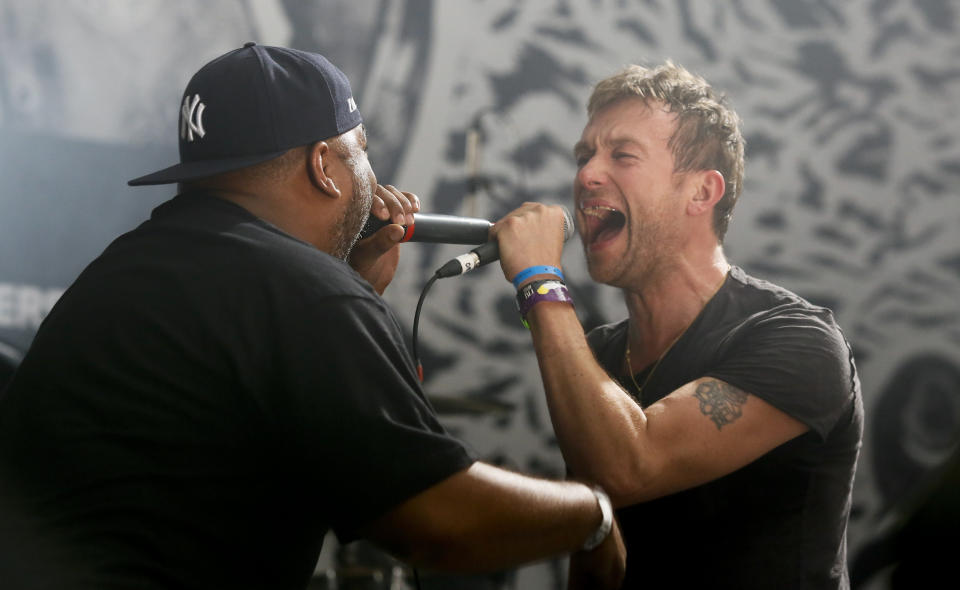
622 270 730 396
623 324 689 396
624 334 664 395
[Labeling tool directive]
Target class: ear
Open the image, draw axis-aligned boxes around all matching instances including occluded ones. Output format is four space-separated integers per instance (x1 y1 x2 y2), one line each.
307 141 341 199
686 169 725 217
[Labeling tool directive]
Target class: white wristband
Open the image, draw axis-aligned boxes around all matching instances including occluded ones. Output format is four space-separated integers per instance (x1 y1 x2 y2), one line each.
582 485 613 551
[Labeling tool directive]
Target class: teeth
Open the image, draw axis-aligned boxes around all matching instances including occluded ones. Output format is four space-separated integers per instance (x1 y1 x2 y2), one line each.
580 205 618 219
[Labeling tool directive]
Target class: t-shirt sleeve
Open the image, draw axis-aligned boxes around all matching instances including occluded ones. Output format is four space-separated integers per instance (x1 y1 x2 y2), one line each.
585 320 628 371
267 284 474 540
704 305 857 440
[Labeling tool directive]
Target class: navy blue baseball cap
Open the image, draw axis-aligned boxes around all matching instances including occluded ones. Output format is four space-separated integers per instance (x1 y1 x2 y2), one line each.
128 42 363 186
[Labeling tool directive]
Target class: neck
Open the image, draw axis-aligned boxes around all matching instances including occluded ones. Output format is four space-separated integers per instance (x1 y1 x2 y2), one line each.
623 245 729 371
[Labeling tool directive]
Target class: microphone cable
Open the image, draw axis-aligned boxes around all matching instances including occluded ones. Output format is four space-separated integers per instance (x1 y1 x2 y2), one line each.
412 271 440 382
410 206 573 381
408 268 450 589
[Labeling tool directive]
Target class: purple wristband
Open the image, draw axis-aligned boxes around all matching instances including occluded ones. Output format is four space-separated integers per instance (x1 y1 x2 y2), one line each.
516 280 574 326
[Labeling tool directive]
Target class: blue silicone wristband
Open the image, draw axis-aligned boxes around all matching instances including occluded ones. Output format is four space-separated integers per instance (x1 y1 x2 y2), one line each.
511 265 564 289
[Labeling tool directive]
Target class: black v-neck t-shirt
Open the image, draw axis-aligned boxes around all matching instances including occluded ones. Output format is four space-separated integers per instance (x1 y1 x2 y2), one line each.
587 266 863 589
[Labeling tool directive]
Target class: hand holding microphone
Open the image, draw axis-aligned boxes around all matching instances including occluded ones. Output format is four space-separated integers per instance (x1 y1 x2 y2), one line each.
405 203 576 380
435 203 575 279
349 184 419 294
360 202 575 280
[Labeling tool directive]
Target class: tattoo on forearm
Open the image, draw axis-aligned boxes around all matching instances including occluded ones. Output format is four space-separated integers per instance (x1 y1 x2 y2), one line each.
694 380 748 430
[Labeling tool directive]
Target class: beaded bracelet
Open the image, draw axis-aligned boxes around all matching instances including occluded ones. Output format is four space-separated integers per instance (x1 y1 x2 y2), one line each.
511 265 564 289
516 279 574 328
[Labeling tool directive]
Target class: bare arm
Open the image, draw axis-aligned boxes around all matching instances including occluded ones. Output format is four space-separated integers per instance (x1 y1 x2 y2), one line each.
358 462 624 587
490 203 808 506
526 301 808 505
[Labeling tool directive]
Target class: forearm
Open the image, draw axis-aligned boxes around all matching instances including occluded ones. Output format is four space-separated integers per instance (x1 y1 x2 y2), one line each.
437 464 602 569
525 301 651 502
363 463 604 572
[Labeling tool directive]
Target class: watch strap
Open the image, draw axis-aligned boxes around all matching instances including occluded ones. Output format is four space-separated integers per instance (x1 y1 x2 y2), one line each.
582 485 613 551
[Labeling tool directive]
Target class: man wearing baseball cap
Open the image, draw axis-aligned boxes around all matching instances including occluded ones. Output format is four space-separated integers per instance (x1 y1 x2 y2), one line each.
0 44 624 589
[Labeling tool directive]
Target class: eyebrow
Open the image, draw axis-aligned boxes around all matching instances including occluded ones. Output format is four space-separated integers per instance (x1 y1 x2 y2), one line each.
609 136 647 153
573 136 647 158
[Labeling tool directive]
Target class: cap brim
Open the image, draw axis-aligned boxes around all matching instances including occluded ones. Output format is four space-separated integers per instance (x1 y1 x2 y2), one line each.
127 149 289 186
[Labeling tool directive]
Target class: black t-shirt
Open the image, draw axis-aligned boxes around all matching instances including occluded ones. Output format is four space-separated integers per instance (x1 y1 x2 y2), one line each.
0 193 473 590
587 266 863 589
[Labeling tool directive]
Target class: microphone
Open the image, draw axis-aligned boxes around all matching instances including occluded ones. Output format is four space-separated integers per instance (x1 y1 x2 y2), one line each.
359 212 493 244
435 206 576 279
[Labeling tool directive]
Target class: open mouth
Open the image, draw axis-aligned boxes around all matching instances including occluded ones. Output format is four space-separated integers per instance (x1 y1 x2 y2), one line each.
580 204 626 247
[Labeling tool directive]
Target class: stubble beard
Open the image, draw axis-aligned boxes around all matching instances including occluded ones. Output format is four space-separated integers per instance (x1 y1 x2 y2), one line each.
586 217 670 291
331 160 374 260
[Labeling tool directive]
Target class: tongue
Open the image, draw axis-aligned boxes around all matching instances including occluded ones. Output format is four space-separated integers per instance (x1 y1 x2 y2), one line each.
586 211 624 246
596 221 623 243
582 215 607 240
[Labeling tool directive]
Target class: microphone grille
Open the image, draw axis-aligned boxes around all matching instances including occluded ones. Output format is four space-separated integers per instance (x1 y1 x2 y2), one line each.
560 206 576 241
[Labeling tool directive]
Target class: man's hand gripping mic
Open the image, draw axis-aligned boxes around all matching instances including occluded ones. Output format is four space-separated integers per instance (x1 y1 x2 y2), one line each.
434 206 576 278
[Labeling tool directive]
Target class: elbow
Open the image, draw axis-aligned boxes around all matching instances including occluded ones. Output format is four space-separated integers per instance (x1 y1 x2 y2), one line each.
591 457 661 508
599 474 647 508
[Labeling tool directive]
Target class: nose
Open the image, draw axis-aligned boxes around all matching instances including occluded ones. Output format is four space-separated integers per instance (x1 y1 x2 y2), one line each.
576 155 605 190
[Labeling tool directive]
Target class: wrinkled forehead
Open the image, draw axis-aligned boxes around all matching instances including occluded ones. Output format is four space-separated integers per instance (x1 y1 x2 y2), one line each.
575 99 677 152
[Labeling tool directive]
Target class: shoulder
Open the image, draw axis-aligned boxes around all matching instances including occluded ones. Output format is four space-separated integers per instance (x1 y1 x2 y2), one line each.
719 266 846 338
705 267 860 437
724 266 816 309
169 194 383 302
128 193 389 320
716 267 854 366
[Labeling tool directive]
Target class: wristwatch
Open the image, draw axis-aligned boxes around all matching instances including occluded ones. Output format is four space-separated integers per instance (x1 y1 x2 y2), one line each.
582 485 613 551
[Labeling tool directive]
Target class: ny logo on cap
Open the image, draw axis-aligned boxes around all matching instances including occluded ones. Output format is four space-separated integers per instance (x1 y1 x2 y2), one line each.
347 97 357 113
180 94 206 142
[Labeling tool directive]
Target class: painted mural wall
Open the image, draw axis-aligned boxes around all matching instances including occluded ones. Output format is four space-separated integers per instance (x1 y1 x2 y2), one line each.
1 1 958 588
